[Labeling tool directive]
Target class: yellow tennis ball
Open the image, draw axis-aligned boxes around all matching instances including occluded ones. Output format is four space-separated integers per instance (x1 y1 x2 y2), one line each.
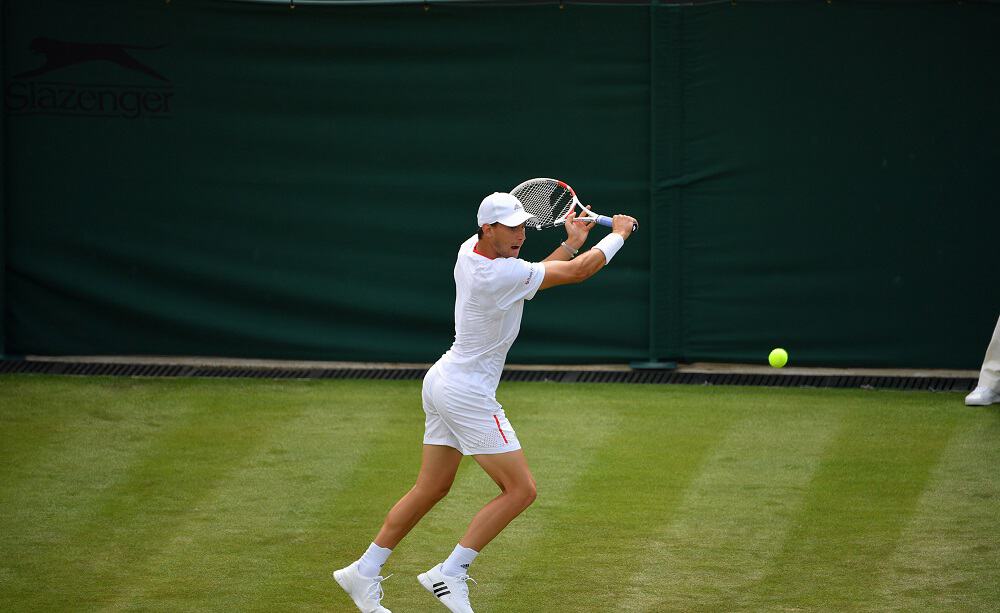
769 348 788 368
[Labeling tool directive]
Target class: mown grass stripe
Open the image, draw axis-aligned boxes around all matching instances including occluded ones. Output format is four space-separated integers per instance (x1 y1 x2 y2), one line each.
0 376 191 494
630 395 843 612
0 378 211 610
741 393 960 610
875 412 1000 610
99 380 407 612
493 385 741 612
1 378 305 611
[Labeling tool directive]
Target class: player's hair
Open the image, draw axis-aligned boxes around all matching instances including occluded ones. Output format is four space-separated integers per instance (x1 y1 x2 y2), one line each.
477 223 497 240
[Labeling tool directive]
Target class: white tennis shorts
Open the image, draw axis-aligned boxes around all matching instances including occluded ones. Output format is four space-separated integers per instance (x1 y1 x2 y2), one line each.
421 364 520 455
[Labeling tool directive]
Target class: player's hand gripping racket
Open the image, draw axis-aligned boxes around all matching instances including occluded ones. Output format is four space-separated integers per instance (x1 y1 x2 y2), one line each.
510 178 637 233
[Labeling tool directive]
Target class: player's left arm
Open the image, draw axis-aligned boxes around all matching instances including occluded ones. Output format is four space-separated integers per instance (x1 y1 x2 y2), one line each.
538 214 636 290
541 209 596 262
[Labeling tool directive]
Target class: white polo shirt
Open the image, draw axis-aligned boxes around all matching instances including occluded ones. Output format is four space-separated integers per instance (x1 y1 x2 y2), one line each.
434 235 546 396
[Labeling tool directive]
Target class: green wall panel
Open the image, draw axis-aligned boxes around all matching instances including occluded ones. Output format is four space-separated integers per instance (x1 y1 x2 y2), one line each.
2 0 650 362
3 0 997 368
652 2 1000 368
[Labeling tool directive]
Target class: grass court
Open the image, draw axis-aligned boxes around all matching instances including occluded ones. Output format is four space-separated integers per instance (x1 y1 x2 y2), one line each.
1 375 997 611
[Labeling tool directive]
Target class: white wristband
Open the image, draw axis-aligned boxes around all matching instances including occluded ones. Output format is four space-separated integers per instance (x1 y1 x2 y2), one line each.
591 233 625 264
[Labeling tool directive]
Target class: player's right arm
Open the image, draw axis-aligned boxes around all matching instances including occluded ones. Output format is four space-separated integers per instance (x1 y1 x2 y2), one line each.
538 214 637 290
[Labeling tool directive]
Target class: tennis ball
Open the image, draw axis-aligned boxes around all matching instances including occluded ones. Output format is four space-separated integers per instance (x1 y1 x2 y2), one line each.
769 348 788 368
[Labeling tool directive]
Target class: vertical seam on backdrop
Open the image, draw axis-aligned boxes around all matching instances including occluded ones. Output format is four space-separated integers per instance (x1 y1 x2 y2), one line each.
0 0 7 357
658 5 685 361
674 7 685 361
647 1 657 363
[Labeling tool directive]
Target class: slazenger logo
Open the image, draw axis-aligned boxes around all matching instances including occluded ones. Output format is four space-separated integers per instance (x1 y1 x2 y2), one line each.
4 37 174 119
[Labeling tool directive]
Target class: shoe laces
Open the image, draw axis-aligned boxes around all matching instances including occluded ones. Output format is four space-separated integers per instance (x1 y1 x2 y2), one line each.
453 574 477 599
366 573 392 604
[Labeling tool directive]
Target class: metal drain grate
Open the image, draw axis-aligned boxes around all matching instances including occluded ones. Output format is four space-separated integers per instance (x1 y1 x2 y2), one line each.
0 359 977 392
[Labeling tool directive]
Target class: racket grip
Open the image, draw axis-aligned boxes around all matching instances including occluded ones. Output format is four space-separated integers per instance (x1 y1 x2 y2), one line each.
595 215 638 233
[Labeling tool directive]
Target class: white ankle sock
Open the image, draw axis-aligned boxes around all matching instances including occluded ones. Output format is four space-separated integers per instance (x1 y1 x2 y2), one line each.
441 544 478 577
357 542 392 578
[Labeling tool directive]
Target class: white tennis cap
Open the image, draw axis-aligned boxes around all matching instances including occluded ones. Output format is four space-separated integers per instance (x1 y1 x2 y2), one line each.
477 192 536 227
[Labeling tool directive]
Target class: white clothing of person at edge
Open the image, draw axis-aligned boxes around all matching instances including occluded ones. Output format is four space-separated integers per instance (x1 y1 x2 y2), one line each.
333 191 638 613
965 313 1000 407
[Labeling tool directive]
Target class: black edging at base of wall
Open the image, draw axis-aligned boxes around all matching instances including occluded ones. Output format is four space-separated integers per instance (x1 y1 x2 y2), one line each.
0 359 977 392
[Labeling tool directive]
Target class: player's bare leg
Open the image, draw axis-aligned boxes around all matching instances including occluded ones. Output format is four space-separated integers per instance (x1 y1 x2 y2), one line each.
462 450 536 550
419 450 536 612
374 444 463 548
335 445 462 612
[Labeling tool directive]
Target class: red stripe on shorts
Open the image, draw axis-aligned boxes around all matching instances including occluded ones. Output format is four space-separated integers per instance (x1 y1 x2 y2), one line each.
493 415 509 444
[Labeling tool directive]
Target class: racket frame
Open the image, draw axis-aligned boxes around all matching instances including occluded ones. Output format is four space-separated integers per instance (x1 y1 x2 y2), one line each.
510 177 624 231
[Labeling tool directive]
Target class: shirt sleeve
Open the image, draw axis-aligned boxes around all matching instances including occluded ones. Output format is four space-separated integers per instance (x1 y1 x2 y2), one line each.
493 259 546 310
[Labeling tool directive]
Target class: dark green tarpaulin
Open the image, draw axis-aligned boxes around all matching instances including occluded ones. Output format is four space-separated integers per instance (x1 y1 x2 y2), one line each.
3 0 998 368
651 2 1000 367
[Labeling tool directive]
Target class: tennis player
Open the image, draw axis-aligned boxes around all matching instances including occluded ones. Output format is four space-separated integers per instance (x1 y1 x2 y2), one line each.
334 191 637 613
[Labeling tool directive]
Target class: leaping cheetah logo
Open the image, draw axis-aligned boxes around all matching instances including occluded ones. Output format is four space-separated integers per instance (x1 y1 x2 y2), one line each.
14 37 169 82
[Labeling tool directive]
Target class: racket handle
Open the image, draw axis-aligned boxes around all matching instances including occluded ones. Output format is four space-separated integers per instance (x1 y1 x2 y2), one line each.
595 215 638 233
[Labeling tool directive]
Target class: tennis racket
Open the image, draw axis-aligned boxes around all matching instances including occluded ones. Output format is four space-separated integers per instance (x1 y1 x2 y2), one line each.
510 178 637 232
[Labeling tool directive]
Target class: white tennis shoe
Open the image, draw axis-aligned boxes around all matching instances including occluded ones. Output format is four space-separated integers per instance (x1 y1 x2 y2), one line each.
333 561 392 613
965 386 1000 406
418 563 477 613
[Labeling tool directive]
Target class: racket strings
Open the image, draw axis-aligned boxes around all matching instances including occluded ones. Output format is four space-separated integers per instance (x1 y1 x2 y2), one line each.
513 182 573 229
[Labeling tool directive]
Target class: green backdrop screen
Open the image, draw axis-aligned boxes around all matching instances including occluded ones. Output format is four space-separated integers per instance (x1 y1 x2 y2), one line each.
3 1 998 368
